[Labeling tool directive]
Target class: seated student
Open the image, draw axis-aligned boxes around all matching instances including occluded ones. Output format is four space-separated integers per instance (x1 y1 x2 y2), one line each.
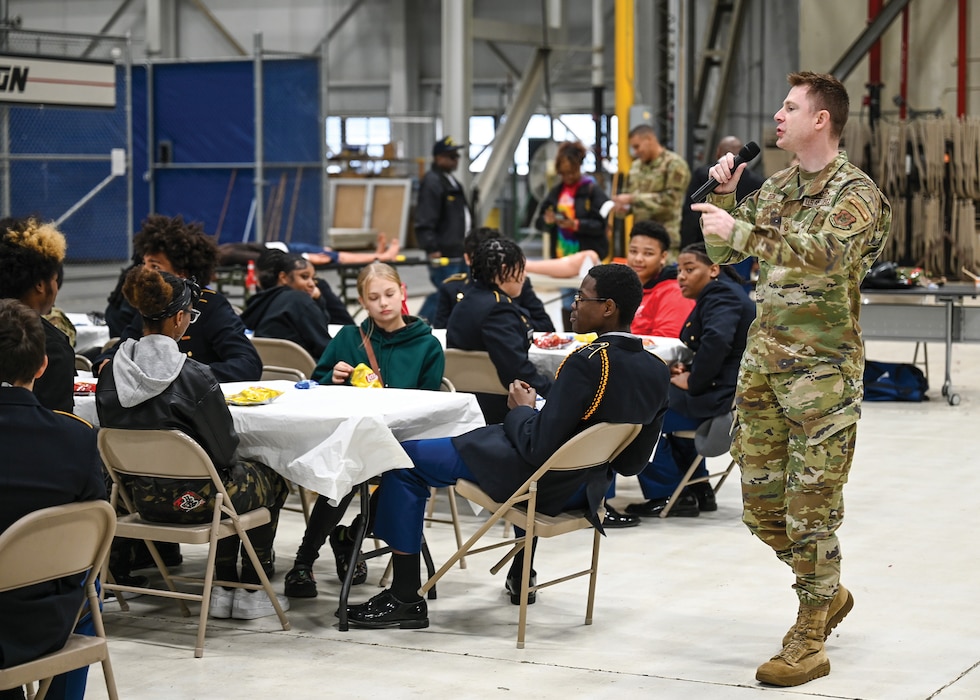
600 219 697 529
95 215 262 383
345 264 670 629
283 262 444 599
217 233 400 267
628 220 695 337
241 250 333 359
0 299 106 700
433 227 554 332
627 242 755 517
96 266 290 620
446 238 554 424
0 217 75 413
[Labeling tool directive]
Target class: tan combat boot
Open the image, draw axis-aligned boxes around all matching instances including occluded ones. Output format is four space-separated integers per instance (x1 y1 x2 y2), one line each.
781 584 854 646
756 604 831 687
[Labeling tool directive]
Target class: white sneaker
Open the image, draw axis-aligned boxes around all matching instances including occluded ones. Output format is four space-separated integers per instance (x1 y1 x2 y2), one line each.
231 588 290 620
208 586 235 619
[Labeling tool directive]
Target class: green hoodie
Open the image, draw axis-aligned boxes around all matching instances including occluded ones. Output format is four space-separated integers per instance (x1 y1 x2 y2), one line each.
311 316 445 390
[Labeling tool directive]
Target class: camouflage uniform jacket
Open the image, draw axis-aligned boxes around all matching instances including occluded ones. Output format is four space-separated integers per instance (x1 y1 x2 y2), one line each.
704 151 891 375
626 149 691 247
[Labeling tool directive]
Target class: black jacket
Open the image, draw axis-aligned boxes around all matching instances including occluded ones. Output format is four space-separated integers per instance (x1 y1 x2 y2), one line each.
97 356 239 471
535 176 612 259
446 280 554 423
241 286 332 360
454 333 669 529
35 317 75 414
314 279 355 326
95 288 262 383
671 274 756 419
433 273 555 332
0 387 105 668
414 167 469 257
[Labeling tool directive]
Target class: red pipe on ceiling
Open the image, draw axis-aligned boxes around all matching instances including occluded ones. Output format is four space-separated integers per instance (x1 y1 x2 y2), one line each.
958 0 968 117
900 6 908 120
869 0 883 86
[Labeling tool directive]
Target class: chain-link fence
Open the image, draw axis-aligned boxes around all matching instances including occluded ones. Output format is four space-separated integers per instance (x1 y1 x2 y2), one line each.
0 28 132 262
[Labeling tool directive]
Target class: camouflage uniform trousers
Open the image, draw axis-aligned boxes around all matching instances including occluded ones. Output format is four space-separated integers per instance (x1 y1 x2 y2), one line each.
124 459 289 583
733 362 862 607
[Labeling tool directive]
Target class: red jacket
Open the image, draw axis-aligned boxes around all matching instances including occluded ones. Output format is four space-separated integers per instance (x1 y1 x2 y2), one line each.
631 271 694 338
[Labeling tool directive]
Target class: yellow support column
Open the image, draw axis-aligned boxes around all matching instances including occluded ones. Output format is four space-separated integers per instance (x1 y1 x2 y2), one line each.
613 0 635 260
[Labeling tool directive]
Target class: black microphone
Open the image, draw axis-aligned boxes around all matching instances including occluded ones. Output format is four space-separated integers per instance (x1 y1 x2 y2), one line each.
690 141 761 203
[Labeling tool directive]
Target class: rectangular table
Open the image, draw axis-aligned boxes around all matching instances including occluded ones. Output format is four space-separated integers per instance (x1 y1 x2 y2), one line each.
75 380 485 504
860 284 980 405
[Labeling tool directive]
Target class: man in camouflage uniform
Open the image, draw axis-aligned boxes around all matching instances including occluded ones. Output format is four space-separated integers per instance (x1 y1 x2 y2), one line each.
613 124 691 252
692 72 891 688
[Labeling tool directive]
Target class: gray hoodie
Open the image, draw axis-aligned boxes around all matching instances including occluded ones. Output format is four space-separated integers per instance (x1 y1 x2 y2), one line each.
111 335 187 408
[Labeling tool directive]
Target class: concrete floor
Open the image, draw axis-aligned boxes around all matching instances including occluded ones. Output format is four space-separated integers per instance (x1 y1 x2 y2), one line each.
56 262 980 700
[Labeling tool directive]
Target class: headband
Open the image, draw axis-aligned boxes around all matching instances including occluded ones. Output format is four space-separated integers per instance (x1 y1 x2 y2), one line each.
142 273 201 322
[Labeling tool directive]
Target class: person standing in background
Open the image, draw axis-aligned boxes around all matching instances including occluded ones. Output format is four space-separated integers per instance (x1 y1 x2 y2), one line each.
693 71 891 688
613 124 691 252
414 136 471 322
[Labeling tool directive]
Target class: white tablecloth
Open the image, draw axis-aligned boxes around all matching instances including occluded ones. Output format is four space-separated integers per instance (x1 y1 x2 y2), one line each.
75 380 485 505
66 312 111 351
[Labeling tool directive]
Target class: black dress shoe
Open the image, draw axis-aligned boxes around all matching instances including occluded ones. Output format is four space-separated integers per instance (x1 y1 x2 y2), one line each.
602 505 641 528
690 483 718 512
651 493 701 517
625 498 668 517
505 571 537 606
345 590 429 629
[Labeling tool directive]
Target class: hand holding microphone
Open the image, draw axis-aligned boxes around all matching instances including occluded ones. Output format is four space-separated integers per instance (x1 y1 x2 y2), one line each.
690 141 761 203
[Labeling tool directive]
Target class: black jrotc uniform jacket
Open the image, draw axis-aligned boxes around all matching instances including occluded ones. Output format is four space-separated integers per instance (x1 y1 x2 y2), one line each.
433 272 555 332
0 387 106 668
453 332 670 529
446 280 554 423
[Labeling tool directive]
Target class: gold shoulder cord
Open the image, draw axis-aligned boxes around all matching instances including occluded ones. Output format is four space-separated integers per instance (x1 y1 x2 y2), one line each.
581 347 610 420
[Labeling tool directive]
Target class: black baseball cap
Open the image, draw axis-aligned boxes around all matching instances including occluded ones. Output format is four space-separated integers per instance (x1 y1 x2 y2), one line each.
433 135 464 156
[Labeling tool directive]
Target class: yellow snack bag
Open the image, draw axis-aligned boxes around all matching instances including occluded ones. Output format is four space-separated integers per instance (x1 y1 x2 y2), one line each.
350 363 383 388
225 386 284 406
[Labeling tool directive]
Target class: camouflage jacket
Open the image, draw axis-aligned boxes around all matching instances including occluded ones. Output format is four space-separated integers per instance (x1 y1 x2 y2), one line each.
705 151 891 374
626 149 691 248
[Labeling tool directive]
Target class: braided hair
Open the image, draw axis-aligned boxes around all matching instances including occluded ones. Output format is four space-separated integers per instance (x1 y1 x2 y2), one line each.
255 249 308 290
469 238 525 287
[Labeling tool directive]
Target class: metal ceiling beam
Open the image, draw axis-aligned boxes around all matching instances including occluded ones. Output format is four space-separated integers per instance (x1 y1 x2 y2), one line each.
312 0 368 52
830 0 914 81
473 47 549 224
186 0 246 56
472 18 561 45
81 0 136 58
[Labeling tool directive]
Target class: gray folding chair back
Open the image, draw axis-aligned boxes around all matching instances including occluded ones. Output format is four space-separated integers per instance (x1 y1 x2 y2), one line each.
443 348 508 395
659 409 737 518
420 421 643 648
250 337 317 380
0 500 119 700
97 428 290 657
